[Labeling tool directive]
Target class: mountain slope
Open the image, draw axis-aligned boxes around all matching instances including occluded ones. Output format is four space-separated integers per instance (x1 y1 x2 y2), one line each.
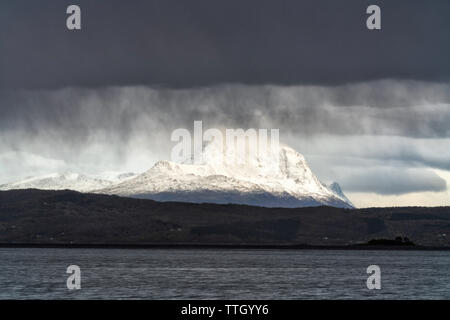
0 171 136 192
327 182 354 208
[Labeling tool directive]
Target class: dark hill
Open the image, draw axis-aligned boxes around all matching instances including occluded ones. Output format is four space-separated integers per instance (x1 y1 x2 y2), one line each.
0 189 449 246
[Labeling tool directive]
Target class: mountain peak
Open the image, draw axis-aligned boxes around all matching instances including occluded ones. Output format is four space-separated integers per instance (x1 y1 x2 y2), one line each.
327 182 354 207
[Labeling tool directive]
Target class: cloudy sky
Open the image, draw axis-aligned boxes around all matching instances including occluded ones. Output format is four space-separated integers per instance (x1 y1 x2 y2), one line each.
1 0 450 207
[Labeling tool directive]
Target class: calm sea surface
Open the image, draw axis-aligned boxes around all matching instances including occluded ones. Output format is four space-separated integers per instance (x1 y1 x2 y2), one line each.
0 248 449 299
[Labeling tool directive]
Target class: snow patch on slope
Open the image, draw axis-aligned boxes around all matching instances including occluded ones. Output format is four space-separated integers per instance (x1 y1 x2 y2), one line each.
0 171 136 192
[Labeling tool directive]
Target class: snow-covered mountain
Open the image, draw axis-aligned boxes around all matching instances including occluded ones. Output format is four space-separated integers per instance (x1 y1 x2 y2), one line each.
0 141 353 208
98 142 354 208
0 171 136 192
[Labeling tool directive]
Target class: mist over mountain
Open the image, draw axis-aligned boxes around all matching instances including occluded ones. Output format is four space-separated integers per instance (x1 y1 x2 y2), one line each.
99 141 354 208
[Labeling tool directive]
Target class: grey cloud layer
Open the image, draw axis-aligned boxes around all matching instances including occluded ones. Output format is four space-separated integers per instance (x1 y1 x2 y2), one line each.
335 167 446 195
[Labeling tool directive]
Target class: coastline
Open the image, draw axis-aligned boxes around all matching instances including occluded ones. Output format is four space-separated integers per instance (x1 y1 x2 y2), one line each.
1 242 449 251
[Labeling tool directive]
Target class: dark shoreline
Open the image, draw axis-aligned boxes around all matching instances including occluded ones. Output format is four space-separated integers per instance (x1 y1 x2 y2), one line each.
1 243 450 251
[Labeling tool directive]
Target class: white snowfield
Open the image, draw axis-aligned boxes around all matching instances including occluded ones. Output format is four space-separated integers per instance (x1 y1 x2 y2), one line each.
0 143 354 208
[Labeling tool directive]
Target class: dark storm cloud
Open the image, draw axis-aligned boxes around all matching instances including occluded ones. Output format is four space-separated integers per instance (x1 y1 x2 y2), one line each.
1 81 449 142
0 0 449 90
